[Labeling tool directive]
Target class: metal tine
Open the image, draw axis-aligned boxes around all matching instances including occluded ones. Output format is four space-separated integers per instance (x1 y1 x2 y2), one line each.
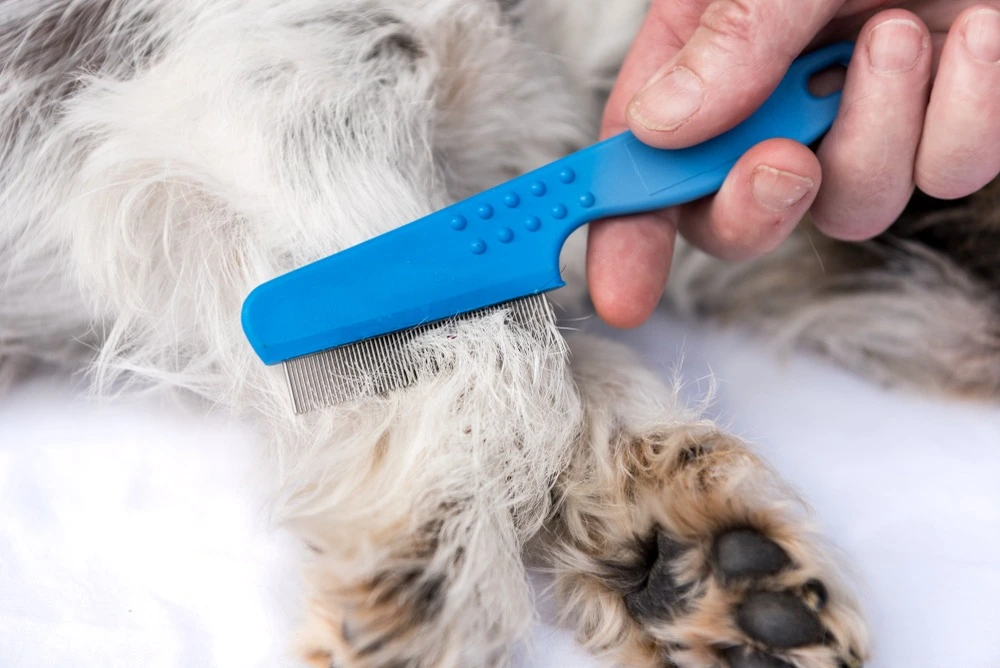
283 295 557 414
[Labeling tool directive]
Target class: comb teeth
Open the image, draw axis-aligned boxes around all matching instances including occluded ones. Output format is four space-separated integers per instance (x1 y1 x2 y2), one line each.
282 294 557 414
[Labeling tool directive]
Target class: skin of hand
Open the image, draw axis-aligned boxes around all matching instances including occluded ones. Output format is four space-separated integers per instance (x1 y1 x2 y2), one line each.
587 0 1000 328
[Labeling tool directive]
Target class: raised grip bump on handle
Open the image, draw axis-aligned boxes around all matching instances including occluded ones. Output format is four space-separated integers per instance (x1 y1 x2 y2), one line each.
242 43 854 365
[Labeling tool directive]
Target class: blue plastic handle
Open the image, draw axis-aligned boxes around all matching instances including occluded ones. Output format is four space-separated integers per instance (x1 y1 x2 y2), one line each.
243 43 853 365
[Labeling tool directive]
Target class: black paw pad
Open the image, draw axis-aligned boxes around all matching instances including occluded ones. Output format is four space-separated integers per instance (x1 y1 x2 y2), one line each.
736 591 826 648
714 529 791 582
722 647 795 668
624 532 690 621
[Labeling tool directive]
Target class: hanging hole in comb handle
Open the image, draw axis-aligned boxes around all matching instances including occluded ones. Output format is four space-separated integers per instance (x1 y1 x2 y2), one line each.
808 64 848 97
794 42 853 149
800 41 854 99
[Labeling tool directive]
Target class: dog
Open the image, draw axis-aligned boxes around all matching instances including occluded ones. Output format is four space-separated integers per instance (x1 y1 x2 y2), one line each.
2 1 997 666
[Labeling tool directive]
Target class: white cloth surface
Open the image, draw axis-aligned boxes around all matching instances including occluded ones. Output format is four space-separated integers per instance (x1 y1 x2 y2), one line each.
2 311 999 668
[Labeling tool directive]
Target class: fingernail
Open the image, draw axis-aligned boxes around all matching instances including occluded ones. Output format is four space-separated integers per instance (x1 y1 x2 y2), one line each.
867 19 926 73
964 8 1000 64
629 66 704 132
751 166 814 212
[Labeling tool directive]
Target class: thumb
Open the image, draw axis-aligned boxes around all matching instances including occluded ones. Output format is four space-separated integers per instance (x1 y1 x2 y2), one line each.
625 0 845 148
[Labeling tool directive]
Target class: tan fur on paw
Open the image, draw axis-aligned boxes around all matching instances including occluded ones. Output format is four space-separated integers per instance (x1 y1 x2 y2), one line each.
546 427 870 668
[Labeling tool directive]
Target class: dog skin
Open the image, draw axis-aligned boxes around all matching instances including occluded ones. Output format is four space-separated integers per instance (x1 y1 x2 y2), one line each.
1 0 996 666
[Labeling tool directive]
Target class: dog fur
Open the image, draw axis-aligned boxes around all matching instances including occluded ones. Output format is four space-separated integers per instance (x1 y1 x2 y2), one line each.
1 0 996 666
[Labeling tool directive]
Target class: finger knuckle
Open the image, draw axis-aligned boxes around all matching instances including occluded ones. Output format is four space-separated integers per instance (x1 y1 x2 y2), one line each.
700 0 758 53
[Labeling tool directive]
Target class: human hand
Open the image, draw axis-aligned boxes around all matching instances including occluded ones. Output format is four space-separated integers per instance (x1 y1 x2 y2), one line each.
588 0 1000 327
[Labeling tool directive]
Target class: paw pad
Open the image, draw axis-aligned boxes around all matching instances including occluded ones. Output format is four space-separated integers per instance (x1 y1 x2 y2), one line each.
618 526 860 668
736 591 826 648
714 529 791 582
624 533 690 621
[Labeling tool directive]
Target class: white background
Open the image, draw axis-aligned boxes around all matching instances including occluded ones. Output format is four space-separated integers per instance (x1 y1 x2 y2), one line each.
3 311 999 667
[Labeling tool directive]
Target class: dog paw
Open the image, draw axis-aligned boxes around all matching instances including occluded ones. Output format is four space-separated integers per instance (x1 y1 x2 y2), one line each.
545 425 869 668
624 525 865 668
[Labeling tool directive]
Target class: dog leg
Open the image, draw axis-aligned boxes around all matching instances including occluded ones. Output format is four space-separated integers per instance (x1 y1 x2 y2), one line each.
273 302 583 668
541 335 870 668
295 492 535 667
26 3 586 665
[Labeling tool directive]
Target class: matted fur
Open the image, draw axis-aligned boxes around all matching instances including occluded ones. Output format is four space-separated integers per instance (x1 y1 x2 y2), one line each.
1 0 995 666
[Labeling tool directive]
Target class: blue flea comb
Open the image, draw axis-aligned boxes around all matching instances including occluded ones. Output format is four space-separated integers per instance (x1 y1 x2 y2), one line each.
243 43 853 413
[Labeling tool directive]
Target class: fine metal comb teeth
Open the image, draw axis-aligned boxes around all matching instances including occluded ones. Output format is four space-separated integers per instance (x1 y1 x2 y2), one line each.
282 294 556 413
